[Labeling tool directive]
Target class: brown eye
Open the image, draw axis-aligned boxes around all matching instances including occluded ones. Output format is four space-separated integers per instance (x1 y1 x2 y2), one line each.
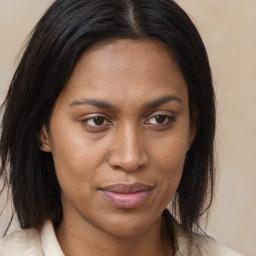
83 116 110 127
93 117 105 125
155 115 166 124
146 114 176 126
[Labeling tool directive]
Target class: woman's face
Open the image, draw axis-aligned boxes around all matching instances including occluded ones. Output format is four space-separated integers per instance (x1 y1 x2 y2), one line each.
41 39 195 237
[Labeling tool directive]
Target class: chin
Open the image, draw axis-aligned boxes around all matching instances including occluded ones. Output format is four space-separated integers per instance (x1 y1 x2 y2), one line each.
94 210 162 238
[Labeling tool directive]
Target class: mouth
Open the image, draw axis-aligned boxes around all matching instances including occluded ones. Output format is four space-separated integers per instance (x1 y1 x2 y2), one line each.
99 183 153 209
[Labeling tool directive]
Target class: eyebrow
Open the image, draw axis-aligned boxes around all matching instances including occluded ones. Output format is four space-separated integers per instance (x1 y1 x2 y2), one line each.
143 95 182 109
70 95 182 109
70 98 115 109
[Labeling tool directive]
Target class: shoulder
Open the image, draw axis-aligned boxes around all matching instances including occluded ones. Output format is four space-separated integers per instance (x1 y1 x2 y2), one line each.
0 228 44 256
189 232 243 256
172 220 244 256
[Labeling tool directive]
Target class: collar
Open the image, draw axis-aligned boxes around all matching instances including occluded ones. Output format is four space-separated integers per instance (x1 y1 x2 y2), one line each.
40 220 65 256
172 220 203 256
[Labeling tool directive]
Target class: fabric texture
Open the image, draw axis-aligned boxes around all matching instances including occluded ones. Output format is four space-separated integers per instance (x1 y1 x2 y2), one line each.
0 220 243 256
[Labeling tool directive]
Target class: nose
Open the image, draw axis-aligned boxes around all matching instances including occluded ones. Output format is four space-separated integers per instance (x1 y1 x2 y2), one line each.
108 124 149 172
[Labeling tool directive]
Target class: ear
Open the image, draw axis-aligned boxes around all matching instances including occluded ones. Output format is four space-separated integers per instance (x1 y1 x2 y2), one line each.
39 125 52 152
188 113 198 151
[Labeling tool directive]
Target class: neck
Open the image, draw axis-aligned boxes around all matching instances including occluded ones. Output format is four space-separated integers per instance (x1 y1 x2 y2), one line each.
56 214 173 256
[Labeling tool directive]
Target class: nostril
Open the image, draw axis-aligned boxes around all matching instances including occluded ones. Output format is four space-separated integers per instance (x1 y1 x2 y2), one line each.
108 151 148 173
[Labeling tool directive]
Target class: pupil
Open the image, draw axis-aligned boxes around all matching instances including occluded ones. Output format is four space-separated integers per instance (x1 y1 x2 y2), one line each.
94 117 104 125
156 115 165 124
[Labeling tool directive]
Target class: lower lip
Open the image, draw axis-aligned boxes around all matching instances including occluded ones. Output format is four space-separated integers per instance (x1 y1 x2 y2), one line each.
99 190 151 208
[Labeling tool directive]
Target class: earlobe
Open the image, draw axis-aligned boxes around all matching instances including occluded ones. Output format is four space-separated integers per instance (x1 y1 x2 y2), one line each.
188 125 196 150
188 114 198 150
39 126 52 152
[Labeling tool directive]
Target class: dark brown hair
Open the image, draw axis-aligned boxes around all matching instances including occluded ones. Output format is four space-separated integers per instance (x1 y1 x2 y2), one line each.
0 0 215 233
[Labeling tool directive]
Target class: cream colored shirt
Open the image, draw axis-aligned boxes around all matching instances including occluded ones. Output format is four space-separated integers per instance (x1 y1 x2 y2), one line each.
0 220 243 256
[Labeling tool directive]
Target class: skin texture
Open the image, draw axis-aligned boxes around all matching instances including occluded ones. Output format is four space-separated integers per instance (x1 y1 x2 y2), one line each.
40 39 196 256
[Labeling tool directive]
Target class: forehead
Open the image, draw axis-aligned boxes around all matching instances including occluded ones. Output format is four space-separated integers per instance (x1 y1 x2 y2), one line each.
59 39 187 107
74 38 181 77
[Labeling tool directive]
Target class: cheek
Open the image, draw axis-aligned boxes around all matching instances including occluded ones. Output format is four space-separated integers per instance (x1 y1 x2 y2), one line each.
48 121 101 194
49 122 120 208
49 110 103 170
152 133 188 192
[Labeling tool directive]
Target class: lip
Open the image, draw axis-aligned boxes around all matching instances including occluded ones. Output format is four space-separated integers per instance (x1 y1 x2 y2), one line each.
99 183 153 208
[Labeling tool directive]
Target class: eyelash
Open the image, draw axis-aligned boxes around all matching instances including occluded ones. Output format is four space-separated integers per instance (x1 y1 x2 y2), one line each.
145 114 176 126
81 114 176 130
82 116 111 128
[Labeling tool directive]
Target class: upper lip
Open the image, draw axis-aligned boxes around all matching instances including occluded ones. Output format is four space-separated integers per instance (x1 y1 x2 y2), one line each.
100 183 153 193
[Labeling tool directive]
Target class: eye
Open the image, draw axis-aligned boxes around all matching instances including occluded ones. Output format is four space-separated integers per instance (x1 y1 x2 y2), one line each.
82 116 111 128
145 114 176 126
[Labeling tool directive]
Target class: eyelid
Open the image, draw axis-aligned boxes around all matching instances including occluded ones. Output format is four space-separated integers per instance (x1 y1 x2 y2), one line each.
80 111 176 130
81 114 112 128
144 112 176 125
145 110 176 120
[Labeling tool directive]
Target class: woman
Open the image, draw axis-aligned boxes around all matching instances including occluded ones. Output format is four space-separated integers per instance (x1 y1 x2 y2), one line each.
0 0 243 255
